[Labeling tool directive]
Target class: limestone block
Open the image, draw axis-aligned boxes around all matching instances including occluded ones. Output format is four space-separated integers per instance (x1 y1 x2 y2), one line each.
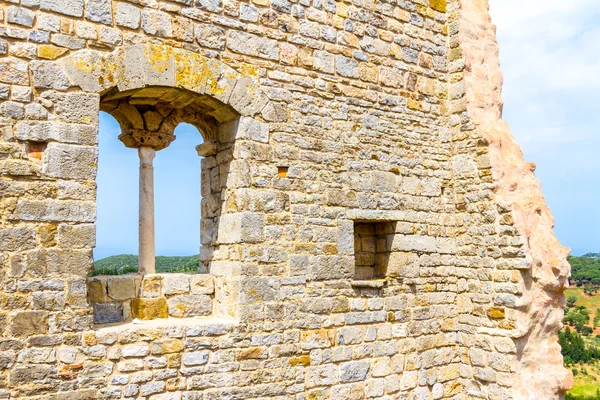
167 295 212 317
43 143 98 180
141 275 163 298
189 275 214 295
151 339 184 355
182 351 209 366
386 252 419 279
11 199 96 223
16 121 97 145
93 303 122 324
240 277 280 303
163 274 190 295
11 311 49 337
229 77 270 117
141 9 173 38
85 0 113 25
235 117 269 143
7 7 35 28
340 360 370 383
87 278 107 302
217 213 264 244
57 224 96 248
331 383 364 400
40 0 84 17
314 50 335 74
0 57 29 85
107 276 137 300
115 2 141 29
227 31 279 61
336 55 359 78
0 227 36 252
122 345 150 358
9 365 56 386
305 364 338 388
391 234 437 253
309 256 353 281
195 24 226 50
132 298 168 320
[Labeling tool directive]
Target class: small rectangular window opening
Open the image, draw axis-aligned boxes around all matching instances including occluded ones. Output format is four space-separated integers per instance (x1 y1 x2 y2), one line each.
354 221 396 280
28 141 46 160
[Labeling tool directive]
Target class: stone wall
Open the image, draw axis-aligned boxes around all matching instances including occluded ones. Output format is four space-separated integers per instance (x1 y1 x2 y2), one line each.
0 0 569 398
88 274 214 323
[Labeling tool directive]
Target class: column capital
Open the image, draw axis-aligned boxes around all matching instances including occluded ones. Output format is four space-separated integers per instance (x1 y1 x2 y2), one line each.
119 129 175 151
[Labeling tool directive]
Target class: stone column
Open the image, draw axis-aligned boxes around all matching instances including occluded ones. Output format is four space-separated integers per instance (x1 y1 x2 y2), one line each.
138 146 156 275
119 129 175 275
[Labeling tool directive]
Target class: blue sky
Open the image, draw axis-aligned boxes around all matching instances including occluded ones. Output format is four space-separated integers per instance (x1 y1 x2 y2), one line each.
490 0 600 255
95 116 202 259
95 2 600 259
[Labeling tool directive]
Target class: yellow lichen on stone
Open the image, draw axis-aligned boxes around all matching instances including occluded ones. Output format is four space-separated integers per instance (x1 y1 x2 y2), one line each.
38 45 68 60
488 307 505 320
430 0 446 13
288 355 310 366
132 297 168 320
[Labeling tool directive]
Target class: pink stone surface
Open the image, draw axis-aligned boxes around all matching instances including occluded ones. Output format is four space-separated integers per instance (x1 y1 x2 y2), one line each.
458 0 573 398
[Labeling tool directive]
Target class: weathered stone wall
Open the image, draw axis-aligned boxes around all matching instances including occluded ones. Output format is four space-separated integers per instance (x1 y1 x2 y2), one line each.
0 0 569 399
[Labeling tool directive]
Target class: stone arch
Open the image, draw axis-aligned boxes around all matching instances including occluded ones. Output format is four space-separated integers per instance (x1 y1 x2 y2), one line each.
43 43 277 321
57 43 270 119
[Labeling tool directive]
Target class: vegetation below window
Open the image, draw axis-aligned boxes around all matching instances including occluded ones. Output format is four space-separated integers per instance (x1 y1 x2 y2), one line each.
92 254 200 276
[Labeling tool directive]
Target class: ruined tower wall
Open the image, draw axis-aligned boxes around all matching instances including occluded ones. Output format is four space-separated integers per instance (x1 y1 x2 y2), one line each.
0 0 569 398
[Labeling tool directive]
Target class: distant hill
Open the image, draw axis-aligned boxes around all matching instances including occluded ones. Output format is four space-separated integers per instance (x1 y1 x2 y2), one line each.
93 254 200 276
583 253 600 259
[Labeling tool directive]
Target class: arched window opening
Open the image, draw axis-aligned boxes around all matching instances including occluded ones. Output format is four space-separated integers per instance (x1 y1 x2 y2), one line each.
154 123 203 273
93 112 139 275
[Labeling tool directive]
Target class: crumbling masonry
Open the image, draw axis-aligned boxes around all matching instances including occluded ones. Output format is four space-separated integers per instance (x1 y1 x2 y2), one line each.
0 0 572 398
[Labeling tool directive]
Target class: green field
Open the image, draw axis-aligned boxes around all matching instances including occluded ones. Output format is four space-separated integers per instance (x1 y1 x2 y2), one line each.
565 287 600 335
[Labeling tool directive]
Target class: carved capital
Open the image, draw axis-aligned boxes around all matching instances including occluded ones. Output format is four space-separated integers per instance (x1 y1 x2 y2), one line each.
118 129 176 151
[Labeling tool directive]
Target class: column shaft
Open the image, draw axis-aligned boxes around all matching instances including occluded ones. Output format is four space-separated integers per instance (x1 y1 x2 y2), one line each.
138 146 156 275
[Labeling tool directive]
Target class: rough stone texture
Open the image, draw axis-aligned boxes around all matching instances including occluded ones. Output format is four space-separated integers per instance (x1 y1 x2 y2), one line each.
0 0 569 398
457 0 571 397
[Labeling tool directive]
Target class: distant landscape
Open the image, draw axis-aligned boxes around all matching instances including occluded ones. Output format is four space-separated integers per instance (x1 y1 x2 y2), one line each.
92 254 200 276
563 255 600 400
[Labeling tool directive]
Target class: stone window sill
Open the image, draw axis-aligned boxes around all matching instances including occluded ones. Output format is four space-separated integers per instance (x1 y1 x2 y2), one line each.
94 316 237 333
350 279 386 289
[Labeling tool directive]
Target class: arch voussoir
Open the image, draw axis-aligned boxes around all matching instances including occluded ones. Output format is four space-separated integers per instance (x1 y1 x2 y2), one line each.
57 44 269 118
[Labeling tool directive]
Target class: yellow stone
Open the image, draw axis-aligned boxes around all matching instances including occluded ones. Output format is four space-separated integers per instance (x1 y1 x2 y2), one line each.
430 0 446 13
38 45 68 60
238 347 264 360
288 355 311 366
488 307 505 320
132 297 168 320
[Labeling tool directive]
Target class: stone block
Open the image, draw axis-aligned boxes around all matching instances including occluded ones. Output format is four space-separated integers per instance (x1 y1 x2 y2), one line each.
340 360 370 383
0 226 36 252
85 0 113 25
30 60 70 90
87 278 108 302
141 9 173 38
7 6 35 28
0 57 29 85
116 2 141 29
167 295 211 317
107 276 136 300
182 351 209 366
132 298 168 320
163 274 190 295
190 275 214 295
195 24 226 50
11 311 49 337
217 212 264 244
141 274 162 298
227 31 278 61
43 143 98 180
93 303 122 324
235 117 269 143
